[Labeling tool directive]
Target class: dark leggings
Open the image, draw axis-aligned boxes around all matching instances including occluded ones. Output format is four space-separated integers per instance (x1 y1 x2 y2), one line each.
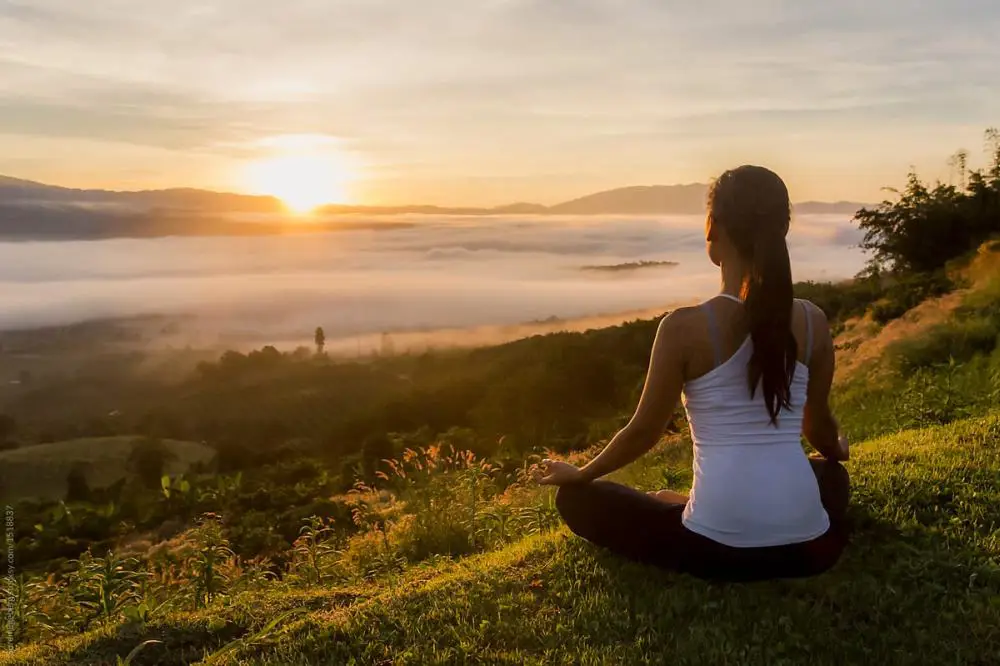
555 459 850 582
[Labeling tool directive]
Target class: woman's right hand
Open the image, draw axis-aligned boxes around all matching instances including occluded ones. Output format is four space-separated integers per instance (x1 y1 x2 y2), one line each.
809 434 849 462
533 459 586 486
647 489 689 504
837 434 850 461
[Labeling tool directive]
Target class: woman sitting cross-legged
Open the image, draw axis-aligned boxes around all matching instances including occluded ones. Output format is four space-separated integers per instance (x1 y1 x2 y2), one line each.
534 165 851 582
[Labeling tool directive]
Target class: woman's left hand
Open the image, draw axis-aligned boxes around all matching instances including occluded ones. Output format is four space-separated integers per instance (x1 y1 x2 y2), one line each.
647 489 689 504
533 459 585 486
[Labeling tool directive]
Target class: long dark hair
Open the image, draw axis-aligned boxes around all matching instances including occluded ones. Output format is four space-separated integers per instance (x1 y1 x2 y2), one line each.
708 165 795 425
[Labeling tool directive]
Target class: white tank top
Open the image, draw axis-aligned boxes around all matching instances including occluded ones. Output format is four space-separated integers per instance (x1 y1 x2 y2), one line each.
680 295 830 547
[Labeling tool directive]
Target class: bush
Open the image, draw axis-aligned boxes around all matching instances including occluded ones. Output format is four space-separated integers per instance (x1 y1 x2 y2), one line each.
890 365 982 431
856 129 1000 273
793 271 953 332
65 464 91 502
892 298 1000 372
794 279 882 326
127 439 176 489
360 433 396 478
871 271 954 325
0 413 16 445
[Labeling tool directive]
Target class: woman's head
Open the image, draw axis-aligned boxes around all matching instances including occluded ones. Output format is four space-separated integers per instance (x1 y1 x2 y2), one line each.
706 165 790 267
706 166 796 425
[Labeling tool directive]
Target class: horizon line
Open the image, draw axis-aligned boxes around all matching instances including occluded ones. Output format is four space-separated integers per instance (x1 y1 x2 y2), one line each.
0 173 871 210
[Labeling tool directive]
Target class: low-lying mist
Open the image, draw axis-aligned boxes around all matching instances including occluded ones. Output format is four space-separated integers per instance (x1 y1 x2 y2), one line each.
0 214 867 353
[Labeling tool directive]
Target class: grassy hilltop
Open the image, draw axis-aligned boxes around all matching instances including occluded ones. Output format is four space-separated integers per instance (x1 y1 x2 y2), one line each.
2 142 999 664
0 438 214 504
6 411 1000 665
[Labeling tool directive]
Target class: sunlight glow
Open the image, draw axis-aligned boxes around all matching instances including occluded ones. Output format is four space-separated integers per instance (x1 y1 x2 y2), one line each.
244 135 355 213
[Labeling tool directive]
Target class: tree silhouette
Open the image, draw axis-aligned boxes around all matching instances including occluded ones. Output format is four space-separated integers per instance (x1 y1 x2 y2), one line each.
948 149 969 189
855 127 1000 273
314 327 326 355
361 433 395 478
380 332 395 357
65 463 91 502
0 413 15 447
127 438 176 489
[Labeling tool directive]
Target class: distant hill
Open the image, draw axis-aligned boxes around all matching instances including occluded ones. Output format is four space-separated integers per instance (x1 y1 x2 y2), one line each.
0 176 284 213
0 201 417 241
548 185 865 216
794 201 871 215
550 184 708 215
0 436 214 502
0 175 869 241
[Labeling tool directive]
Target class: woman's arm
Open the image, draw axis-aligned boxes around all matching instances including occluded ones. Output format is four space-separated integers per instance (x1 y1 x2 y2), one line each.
574 309 689 482
802 304 849 461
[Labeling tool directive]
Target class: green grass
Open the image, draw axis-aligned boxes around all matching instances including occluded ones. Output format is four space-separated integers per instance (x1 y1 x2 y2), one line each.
5 413 999 665
0 437 214 502
835 346 1000 441
891 274 1000 373
5 243 998 665
834 273 1000 441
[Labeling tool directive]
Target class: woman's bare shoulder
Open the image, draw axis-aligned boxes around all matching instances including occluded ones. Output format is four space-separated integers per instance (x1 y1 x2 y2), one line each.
658 305 705 334
654 305 708 361
795 298 830 323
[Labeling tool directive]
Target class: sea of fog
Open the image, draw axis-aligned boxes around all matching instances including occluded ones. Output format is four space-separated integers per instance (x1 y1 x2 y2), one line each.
0 214 867 352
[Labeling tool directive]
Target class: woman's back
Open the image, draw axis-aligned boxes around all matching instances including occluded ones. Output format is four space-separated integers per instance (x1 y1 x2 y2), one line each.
680 295 830 547
539 165 850 581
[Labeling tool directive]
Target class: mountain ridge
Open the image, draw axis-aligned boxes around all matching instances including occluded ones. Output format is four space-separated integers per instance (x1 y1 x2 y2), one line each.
0 175 868 216
0 176 868 241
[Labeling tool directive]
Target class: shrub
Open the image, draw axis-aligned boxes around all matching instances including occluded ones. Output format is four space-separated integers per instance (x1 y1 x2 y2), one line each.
1 575 61 645
856 129 1000 274
871 271 954 325
892 300 1000 373
289 516 343 585
185 514 236 609
890 365 981 431
68 551 146 629
126 438 176 489
340 525 406 580
794 278 882 326
65 464 91 502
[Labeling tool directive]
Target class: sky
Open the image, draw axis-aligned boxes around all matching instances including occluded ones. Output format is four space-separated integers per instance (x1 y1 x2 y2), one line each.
0 0 998 206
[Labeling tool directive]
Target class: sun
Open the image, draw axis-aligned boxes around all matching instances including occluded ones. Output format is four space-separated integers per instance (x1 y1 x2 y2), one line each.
244 135 355 214
248 154 348 213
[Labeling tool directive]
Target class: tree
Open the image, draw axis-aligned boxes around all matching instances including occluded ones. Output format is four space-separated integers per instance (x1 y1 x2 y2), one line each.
986 127 1000 180
853 128 1000 274
0 414 15 446
65 463 91 502
127 439 176 489
360 433 395 477
948 149 969 189
380 332 395 357
314 327 326 355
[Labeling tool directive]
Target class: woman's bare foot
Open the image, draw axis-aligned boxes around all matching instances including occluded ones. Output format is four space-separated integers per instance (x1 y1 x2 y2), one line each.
647 489 689 504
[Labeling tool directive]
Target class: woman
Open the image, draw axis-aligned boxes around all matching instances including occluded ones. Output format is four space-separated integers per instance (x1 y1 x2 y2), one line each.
535 165 851 582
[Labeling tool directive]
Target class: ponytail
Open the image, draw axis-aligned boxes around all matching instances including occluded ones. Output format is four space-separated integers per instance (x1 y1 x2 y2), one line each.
708 165 797 426
742 227 797 425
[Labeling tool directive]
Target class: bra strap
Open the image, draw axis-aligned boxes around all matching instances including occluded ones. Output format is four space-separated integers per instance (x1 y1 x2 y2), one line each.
703 302 723 368
800 299 814 364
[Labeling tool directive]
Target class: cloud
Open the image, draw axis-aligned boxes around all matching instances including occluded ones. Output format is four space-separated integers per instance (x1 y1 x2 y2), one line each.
0 214 866 351
0 1 997 201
